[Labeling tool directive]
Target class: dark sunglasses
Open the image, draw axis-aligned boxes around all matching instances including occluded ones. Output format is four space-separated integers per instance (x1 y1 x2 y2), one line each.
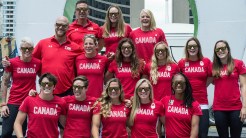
73 85 86 90
155 49 166 53
40 82 54 87
215 46 227 52
84 34 96 39
121 46 132 50
76 7 88 12
55 23 68 28
187 44 198 50
21 47 34 51
108 87 120 92
172 81 186 87
109 12 119 17
137 87 150 92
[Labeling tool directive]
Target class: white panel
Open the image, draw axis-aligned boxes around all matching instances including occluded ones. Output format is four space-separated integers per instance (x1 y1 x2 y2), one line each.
15 0 66 51
196 0 246 60
144 0 167 26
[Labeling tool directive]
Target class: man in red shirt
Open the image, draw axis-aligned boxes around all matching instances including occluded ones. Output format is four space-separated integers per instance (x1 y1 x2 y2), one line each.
33 16 83 96
66 0 103 49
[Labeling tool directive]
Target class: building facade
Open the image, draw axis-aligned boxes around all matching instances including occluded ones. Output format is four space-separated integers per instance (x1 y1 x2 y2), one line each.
1 0 15 37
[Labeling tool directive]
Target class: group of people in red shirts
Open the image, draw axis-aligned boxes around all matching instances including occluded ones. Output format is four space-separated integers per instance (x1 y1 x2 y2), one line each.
1 0 246 138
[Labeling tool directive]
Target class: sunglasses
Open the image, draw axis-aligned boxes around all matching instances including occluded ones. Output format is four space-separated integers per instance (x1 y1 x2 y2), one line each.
137 87 150 92
108 87 120 92
84 34 96 39
55 23 68 28
155 49 166 54
109 12 119 17
73 85 86 90
21 47 33 51
40 82 54 87
187 44 198 50
215 46 227 52
76 7 88 12
172 81 186 87
121 46 132 50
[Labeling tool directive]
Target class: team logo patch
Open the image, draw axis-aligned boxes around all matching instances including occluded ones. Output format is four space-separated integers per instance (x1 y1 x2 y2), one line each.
65 46 71 51
168 100 174 105
185 62 189 67
89 102 91 105
34 64 36 67
87 27 93 30
48 45 52 48
200 61 204 66
151 103 155 109
166 65 171 71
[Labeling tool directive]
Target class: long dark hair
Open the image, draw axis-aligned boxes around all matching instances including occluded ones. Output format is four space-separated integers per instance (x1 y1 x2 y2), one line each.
171 72 194 108
212 40 234 78
116 38 144 78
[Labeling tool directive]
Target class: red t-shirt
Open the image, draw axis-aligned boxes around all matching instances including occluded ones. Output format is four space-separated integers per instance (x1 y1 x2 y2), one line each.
19 96 66 138
67 19 101 46
131 101 165 138
161 96 202 138
93 102 130 138
5 57 41 105
108 60 142 99
143 62 180 100
100 24 132 54
213 59 246 110
129 27 167 63
63 95 96 138
76 54 108 98
33 36 83 94
178 57 212 105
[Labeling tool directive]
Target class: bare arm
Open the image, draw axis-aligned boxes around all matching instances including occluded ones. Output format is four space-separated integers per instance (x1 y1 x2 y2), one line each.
206 77 213 87
240 74 246 122
159 116 165 125
190 115 199 138
59 115 66 128
0 71 11 117
104 71 114 84
91 114 101 138
98 38 105 52
14 111 27 138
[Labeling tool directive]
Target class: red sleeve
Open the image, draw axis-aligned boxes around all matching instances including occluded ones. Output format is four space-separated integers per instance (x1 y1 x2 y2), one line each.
174 63 180 73
32 41 42 59
19 97 30 113
143 63 150 77
205 58 213 77
98 26 104 38
155 101 165 117
177 58 185 72
97 26 103 39
93 102 101 115
60 98 67 115
192 101 203 116
158 28 168 46
108 61 116 73
125 24 132 37
236 59 246 75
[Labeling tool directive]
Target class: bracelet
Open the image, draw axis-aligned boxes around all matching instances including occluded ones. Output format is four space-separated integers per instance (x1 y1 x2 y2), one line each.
0 103 7 107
